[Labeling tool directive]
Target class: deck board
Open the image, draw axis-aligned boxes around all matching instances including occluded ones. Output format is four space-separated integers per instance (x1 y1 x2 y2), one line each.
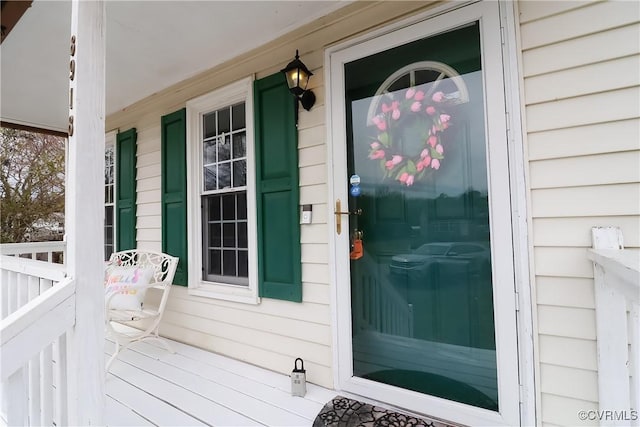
106 396 155 426
104 334 336 426
106 368 207 426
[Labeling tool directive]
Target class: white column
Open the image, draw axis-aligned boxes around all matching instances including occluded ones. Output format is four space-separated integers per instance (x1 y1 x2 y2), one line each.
65 0 106 425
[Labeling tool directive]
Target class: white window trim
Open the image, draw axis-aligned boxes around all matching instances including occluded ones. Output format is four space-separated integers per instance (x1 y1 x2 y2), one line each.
186 76 260 304
105 130 117 260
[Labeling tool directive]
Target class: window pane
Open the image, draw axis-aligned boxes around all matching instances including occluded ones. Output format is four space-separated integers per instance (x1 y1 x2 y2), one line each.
218 108 230 134
218 163 231 189
233 160 246 187
105 244 113 262
209 223 221 247
105 147 114 184
204 165 217 191
107 185 114 204
218 135 231 162
237 192 247 220
222 194 235 220
232 103 245 130
208 196 221 221
105 206 113 225
104 226 113 244
204 112 217 139
209 249 221 275
223 223 236 248
238 222 247 248
104 186 110 204
203 140 216 164
223 250 236 276
238 250 248 278
232 132 246 159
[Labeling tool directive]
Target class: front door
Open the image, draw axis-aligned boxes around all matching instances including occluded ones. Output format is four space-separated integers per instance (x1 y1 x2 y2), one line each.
329 3 520 425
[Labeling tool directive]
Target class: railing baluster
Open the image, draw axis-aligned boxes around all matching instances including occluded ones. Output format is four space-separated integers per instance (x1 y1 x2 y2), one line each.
18 272 30 311
41 278 53 293
8 271 17 315
0 387 6 426
7 367 28 427
27 276 42 425
28 276 40 302
55 334 68 427
41 344 54 427
1 269 8 320
28 355 41 425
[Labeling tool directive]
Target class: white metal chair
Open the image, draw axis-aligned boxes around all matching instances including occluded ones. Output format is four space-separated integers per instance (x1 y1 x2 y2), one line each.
105 249 179 371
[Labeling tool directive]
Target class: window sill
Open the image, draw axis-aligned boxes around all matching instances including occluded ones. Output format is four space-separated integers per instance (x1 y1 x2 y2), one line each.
188 281 260 305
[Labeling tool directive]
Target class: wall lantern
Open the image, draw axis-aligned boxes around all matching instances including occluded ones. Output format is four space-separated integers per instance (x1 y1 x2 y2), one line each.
280 50 316 111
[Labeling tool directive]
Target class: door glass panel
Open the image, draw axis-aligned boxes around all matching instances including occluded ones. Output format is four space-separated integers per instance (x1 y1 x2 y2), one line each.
345 22 498 411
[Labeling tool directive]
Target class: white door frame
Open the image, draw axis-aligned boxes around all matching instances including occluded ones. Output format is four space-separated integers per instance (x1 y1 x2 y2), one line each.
325 1 535 426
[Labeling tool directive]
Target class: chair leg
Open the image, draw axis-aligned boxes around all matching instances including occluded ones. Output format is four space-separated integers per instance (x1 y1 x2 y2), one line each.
105 340 121 372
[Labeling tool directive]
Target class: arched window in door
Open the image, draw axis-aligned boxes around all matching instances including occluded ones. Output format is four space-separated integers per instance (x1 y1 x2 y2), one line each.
366 61 470 126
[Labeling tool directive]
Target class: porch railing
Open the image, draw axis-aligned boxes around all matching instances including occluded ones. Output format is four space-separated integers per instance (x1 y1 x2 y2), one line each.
0 241 66 265
352 254 414 337
0 254 75 426
589 227 640 427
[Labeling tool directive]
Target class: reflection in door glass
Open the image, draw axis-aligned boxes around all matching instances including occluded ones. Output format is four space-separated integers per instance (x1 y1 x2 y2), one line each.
345 22 498 411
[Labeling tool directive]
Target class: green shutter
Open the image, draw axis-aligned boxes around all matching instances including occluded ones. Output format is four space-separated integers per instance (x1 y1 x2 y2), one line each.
116 128 137 251
254 73 302 302
161 109 188 286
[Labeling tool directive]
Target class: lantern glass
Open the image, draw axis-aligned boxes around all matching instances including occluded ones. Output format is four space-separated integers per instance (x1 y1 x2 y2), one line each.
284 69 300 95
285 68 309 96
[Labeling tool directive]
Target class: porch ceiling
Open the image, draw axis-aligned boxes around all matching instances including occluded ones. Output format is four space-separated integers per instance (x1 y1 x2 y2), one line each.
0 0 349 134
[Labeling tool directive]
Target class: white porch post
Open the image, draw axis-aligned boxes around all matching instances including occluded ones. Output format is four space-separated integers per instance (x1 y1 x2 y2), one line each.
591 227 634 427
65 0 106 425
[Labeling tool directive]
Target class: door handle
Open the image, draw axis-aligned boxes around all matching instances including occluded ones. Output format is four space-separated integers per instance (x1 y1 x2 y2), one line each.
334 199 362 235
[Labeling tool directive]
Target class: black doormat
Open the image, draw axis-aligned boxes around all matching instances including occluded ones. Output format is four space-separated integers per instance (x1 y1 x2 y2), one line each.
313 395 455 427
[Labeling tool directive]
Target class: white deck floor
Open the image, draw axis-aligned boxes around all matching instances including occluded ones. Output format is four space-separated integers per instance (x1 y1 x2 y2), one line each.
105 336 337 426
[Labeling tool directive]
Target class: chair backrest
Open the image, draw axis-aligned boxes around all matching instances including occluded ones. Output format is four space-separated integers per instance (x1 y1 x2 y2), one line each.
108 250 179 313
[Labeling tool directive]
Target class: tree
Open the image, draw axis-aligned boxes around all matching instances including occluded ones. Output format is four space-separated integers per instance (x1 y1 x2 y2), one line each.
0 127 66 243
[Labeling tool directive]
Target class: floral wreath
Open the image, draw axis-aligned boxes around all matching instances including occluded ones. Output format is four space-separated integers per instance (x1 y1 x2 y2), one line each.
368 87 452 186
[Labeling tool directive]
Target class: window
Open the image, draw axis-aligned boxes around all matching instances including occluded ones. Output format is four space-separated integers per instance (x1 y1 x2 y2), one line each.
186 77 258 303
201 104 249 285
104 131 116 261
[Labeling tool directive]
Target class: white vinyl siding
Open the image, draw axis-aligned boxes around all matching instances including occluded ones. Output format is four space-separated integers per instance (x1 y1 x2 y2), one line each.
134 126 163 253
519 1 640 425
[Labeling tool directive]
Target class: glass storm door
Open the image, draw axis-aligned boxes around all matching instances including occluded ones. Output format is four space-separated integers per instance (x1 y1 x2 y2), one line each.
330 3 520 425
